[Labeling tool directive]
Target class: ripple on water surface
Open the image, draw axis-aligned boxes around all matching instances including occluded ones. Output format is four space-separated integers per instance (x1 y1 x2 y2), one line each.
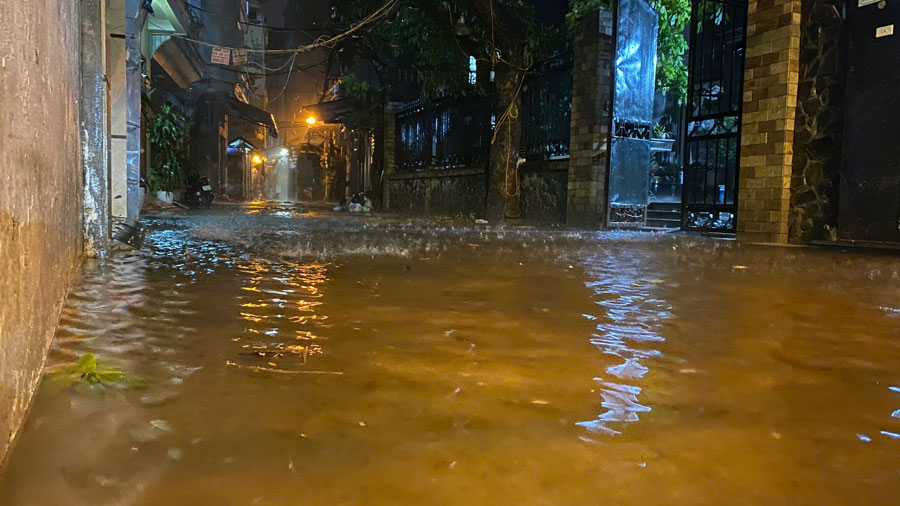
2 210 900 505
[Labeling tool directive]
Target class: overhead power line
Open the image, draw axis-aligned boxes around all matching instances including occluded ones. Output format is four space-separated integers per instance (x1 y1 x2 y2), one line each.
203 57 328 77
176 0 399 55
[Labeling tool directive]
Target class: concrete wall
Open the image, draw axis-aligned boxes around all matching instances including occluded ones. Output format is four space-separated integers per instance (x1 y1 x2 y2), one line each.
386 168 488 217
521 161 569 224
108 0 128 221
0 0 84 462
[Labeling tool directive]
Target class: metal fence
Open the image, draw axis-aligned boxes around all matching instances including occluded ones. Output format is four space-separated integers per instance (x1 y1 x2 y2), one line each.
395 96 492 172
521 53 573 161
681 0 748 233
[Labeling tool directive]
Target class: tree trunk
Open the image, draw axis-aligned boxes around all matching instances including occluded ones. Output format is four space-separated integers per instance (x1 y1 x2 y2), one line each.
485 65 524 222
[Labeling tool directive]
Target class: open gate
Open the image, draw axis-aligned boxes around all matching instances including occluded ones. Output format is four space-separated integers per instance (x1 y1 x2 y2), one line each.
681 0 748 233
607 0 658 227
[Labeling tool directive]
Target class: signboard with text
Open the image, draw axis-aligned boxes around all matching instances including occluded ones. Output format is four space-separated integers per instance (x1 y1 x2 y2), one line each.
232 49 248 66
211 47 231 65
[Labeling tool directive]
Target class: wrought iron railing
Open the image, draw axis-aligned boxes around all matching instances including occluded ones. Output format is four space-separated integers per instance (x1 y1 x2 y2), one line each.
681 0 748 233
395 96 492 172
521 53 573 162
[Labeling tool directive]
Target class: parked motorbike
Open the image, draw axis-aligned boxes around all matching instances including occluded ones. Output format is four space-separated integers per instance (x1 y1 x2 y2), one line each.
185 177 215 209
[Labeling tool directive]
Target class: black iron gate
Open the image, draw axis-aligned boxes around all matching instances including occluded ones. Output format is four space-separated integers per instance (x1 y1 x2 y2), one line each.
681 0 748 232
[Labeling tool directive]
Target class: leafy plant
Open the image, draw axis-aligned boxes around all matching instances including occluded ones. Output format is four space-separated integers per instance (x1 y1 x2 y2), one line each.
149 105 191 193
569 0 690 102
340 73 382 132
652 122 671 138
45 353 144 394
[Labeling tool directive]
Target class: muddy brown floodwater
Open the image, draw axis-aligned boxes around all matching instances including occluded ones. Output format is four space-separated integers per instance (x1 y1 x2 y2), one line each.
2 204 900 505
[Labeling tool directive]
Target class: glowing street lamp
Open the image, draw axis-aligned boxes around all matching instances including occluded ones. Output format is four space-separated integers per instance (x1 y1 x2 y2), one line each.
251 154 263 165
305 115 317 126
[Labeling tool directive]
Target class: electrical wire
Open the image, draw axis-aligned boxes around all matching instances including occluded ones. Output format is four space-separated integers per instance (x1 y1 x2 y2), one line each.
267 53 298 102
200 57 328 77
175 0 399 55
247 53 297 72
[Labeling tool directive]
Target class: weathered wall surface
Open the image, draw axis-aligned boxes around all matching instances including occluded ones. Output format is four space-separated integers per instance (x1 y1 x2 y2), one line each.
0 0 84 463
108 0 128 221
521 161 569 225
788 0 846 242
386 169 487 217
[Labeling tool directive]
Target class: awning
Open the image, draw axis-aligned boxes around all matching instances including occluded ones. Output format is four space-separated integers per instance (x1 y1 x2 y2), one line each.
204 92 279 138
153 38 205 90
226 98 279 138
228 137 257 153
302 98 360 124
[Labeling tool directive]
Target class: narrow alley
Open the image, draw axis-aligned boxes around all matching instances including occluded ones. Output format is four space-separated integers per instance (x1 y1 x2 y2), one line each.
1 204 900 505
2 0 900 504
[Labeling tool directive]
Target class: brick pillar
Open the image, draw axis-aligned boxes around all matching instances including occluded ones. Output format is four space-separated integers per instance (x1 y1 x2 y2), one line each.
737 0 802 243
382 103 399 210
567 9 614 228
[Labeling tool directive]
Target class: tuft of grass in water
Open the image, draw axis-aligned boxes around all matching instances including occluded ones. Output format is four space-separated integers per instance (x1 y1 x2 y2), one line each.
44 353 146 395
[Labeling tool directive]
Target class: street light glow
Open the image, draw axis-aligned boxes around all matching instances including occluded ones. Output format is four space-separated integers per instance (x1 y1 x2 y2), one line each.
281 148 289 157
252 154 262 164
305 116 317 126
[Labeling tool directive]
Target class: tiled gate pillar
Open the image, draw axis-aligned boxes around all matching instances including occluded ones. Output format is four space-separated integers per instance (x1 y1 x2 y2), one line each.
737 0 802 243
567 9 614 228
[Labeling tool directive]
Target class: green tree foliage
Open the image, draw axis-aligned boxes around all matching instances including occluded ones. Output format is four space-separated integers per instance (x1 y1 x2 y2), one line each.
340 73 382 131
149 105 193 193
334 0 689 104
569 0 690 101
332 0 562 98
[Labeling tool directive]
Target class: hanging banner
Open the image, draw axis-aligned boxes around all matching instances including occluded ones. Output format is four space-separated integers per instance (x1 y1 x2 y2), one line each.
211 46 231 65
232 49 248 66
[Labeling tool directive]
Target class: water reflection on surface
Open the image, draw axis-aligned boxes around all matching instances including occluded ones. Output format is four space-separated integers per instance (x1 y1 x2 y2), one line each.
577 251 668 435
2 206 900 505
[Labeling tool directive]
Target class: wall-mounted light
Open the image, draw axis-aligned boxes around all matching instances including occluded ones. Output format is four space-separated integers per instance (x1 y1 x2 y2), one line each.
306 116 317 126
252 154 263 164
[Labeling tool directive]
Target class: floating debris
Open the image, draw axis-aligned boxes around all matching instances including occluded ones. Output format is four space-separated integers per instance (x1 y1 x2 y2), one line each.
45 353 144 394
151 420 173 432
225 361 342 375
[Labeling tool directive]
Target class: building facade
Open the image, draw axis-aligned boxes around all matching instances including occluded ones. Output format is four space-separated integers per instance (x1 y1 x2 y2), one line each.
379 0 900 247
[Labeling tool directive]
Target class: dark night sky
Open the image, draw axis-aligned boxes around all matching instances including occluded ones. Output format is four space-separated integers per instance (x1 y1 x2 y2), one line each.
266 1 569 27
530 0 569 26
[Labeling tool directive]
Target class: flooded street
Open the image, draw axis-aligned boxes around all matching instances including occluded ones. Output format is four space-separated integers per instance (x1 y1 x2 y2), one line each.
2 205 900 505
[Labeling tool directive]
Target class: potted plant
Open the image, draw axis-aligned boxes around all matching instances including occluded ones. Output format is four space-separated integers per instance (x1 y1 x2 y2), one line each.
149 105 190 203
650 122 676 152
